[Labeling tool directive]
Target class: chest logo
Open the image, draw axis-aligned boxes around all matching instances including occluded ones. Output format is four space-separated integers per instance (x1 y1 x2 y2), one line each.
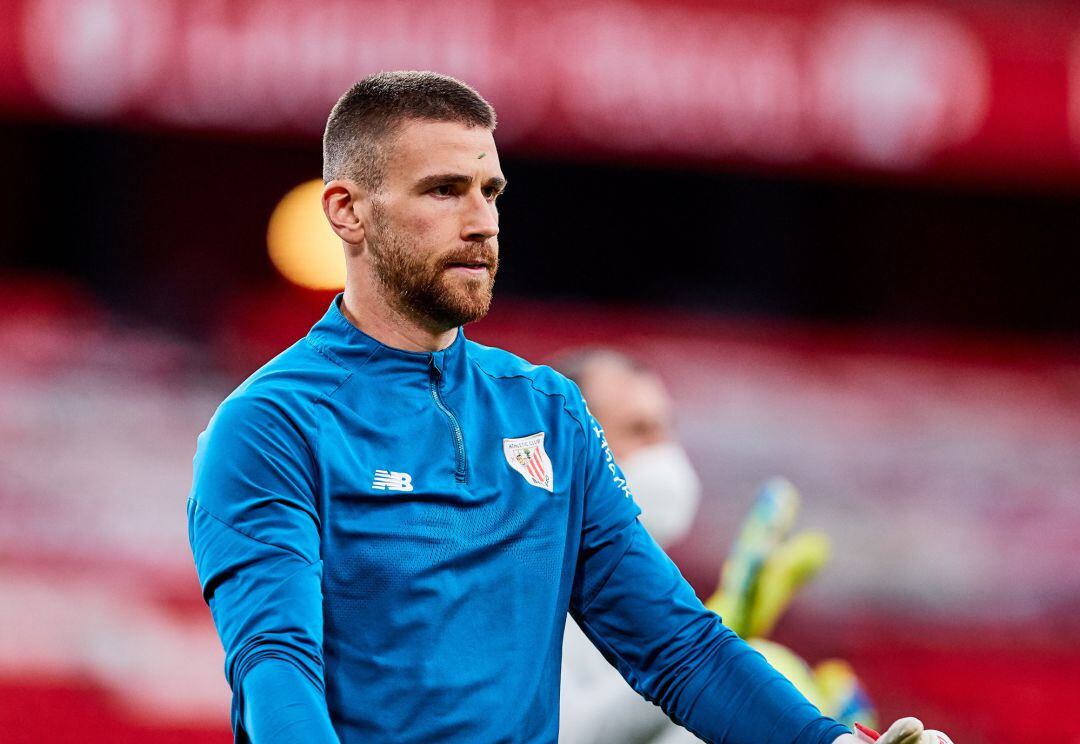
503 432 554 493
372 469 414 492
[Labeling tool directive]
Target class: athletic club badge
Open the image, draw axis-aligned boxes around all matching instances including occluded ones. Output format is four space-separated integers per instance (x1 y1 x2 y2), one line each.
503 432 554 493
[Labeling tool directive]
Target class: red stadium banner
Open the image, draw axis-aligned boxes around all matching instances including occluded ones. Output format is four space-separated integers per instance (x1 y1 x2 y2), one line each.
3 0 1080 183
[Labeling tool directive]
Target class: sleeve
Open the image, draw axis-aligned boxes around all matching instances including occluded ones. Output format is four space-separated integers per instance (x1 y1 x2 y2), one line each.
567 404 850 744
187 393 340 744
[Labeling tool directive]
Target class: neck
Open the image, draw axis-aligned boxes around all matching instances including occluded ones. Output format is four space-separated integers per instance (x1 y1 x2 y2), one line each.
341 276 458 353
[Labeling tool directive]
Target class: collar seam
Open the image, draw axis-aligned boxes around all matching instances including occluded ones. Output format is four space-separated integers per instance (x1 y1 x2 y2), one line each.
307 329 387 375
332 295 463 359
305 332 349 372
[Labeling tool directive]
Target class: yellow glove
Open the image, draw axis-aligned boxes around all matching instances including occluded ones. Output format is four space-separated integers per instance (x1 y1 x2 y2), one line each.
813 658 878 730
706 477 830 638
748 639 877 730
705 479 877 729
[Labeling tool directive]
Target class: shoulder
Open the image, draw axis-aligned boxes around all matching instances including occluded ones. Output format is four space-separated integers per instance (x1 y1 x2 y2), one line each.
207 338 351 441
467 339 579 400
191 342 335 540
466 339 590 430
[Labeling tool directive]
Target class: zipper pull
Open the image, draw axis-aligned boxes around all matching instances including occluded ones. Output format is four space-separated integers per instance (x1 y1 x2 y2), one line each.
429 351 443 377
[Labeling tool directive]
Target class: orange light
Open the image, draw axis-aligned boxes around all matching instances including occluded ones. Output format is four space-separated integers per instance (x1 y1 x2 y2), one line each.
267 179 345 290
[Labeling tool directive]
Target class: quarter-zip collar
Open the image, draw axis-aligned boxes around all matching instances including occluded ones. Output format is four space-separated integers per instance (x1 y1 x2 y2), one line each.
308 294 469 391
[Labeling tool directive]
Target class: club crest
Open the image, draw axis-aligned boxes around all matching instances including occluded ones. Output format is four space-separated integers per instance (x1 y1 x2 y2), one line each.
503 432 554 493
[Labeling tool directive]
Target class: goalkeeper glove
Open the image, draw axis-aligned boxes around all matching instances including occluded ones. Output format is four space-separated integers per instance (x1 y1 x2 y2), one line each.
749 638 877 730
706 477 831 638
705 478 878 728
852 718 954 744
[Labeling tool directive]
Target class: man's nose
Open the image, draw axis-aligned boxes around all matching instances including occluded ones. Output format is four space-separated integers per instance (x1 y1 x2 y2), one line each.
462 191 499 243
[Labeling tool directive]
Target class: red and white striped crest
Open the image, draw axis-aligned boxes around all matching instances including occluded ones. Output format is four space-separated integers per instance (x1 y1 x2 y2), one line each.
503 432 554 493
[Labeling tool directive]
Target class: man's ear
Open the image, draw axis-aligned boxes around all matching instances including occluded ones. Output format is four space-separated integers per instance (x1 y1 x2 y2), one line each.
322 179 370 252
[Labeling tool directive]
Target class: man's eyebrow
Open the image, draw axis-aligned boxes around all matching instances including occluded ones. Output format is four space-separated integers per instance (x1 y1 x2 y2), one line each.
415 173 471 191
414 173 508 192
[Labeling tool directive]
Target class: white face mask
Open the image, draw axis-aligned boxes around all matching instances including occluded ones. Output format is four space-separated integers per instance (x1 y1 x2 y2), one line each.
619 441 702 547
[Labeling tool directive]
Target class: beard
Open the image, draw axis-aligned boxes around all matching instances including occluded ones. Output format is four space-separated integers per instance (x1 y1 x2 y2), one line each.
366 204 499 331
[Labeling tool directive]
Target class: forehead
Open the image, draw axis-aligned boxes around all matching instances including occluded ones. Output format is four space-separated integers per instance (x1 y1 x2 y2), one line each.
384 119 502 183
584 361 671 422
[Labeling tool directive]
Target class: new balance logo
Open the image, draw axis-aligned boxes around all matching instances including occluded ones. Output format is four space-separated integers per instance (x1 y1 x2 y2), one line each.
372 470 414 492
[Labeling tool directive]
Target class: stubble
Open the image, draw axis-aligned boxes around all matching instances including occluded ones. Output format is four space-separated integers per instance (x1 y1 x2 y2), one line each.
366 203 498 331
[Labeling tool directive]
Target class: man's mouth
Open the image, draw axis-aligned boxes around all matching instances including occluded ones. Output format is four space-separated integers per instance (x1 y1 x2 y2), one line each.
444 260 490 272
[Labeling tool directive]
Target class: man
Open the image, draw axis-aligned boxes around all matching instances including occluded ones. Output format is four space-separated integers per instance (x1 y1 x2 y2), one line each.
187 71 950 743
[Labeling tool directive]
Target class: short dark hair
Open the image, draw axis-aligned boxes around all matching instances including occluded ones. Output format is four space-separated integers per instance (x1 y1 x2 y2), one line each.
322 70 497 188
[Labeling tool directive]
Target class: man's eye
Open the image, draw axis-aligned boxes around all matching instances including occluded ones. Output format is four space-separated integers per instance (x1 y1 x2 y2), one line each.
483 187 501 200
431 184 454 197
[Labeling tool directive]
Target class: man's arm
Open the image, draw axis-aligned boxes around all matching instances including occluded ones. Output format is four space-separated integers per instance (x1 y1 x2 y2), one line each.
568 403 849 744
187 393 339 743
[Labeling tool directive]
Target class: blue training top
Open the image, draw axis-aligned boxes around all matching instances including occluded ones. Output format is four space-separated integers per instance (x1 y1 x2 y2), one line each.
187 296 850 744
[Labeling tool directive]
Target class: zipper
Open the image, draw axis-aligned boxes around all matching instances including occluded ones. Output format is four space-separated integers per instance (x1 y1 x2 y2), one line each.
429 355 467 484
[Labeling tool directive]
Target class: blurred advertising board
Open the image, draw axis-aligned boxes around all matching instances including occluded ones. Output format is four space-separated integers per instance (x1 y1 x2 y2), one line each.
2 0 1080 183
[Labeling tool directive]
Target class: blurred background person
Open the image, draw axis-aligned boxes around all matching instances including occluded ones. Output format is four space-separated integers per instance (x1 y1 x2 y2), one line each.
557 349 708 742
555 349 702 551
553 348 702 743
552 349 873 744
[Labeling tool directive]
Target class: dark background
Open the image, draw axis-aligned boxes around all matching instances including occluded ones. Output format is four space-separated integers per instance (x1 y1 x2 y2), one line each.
3 120 1076 338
